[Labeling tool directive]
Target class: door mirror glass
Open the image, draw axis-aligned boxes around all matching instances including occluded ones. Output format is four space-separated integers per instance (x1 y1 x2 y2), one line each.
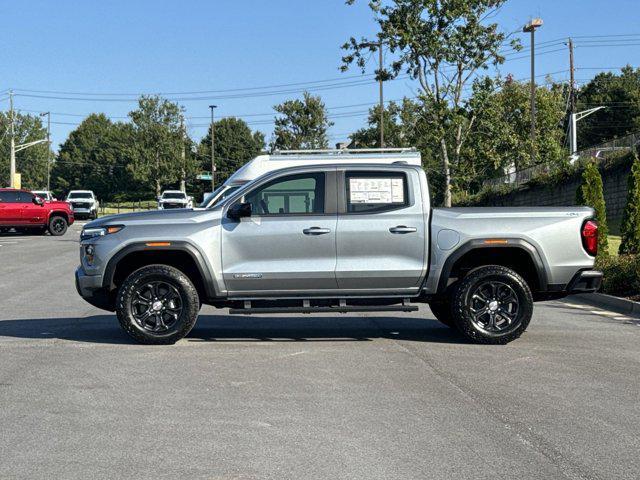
227 202 252 220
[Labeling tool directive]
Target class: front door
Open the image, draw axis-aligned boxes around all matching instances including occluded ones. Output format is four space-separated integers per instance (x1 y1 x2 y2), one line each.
335 169 427 293
19 192 46 224
221 170 338 295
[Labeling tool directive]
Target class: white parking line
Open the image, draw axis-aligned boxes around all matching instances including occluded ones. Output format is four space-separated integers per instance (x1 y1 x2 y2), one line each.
561 300 635 322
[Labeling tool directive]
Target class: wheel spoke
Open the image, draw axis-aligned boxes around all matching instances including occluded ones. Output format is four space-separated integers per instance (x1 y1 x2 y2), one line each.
130 280 183 334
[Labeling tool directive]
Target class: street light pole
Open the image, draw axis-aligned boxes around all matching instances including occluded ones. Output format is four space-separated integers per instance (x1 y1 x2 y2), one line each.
9 90 16 188
523 18 543 164
209 105 217 192
40 112 51 191
378 39 384 148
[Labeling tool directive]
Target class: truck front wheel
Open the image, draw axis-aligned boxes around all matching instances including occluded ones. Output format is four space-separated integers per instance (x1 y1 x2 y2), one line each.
116 265 200 345
48 216 68 236
452 265 533 344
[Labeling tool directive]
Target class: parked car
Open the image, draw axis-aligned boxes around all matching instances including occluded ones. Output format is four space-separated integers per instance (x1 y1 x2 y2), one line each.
75 151 602 345
66 190 99 219
200 148 422 208
31 190 55 201
0 188 74 235
158 190 192 210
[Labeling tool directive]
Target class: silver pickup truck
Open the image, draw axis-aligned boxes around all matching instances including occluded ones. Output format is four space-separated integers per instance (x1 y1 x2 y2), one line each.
75 161 602 345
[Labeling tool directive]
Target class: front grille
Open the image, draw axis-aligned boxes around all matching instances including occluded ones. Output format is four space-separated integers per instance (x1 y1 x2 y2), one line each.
163 203 183 209
72 202 90 209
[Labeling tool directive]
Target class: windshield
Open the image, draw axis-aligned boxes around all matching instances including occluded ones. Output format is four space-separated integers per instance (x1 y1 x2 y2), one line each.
201 185 241 208
162 192 186 199
68 192 92 199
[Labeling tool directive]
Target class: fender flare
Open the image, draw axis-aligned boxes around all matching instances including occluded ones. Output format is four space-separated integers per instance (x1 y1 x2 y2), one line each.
102 241 217 299
436 238 548 293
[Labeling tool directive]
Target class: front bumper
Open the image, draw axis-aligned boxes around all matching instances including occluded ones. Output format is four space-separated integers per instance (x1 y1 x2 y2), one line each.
75 266 114 311
567 269 603 293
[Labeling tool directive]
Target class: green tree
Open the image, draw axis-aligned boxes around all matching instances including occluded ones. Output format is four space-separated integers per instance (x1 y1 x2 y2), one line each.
198 117 265 184
272 92 333 150
619 152 640 255
576 161 609 256
0 112 50 189
577 66 640 148
461 76 566 194
52 114 137 200
128 96 187 196
341 0 519 207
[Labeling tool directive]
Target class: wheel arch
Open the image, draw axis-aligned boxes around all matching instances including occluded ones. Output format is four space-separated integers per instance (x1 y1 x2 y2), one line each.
48 210 69 223
103 242 217 300
437 239 548 294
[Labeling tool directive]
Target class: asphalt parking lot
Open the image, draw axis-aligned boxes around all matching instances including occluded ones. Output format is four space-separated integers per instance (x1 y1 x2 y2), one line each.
1 226 639 480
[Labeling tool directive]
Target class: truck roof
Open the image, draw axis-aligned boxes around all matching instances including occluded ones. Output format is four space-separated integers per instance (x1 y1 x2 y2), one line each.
224 148 421 186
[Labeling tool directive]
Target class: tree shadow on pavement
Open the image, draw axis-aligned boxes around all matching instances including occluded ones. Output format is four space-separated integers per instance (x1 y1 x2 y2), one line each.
0 314 469 345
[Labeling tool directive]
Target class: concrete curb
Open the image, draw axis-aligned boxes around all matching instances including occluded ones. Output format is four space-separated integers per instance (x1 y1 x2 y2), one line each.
570 292 640 317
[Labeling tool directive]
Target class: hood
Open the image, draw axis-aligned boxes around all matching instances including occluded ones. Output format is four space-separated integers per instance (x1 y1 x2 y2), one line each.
84 208 221 228
48 200 73 209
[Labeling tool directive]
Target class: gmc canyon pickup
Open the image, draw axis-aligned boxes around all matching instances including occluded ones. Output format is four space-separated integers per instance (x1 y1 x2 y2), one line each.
75 162 602 345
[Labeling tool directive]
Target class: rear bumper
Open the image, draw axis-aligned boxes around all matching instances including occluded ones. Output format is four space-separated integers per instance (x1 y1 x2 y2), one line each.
567 269 603 294
75 267 114 311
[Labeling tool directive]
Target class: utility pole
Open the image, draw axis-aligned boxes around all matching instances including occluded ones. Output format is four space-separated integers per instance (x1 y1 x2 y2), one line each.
40 112 51 191
568 37 576 115
523 18 543 164
208 105 217 192
378 39 384 148
9 90 16 188
180 117 186 192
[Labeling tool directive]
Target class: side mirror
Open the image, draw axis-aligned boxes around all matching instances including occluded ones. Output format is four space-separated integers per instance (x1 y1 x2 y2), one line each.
33 196 44 206
227 202 252 220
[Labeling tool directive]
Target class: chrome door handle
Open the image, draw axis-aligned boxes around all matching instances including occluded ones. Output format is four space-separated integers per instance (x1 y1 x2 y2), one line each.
303 227 331 235
389 225 417 234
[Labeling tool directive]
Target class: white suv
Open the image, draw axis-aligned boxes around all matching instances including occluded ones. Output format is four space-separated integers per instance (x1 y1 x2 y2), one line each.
158 190 193 210
66 190 99 219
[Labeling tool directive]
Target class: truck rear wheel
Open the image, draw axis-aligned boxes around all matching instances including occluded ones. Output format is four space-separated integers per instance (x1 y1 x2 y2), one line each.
48 216 68 236
116 265 200 345
452 265 533 344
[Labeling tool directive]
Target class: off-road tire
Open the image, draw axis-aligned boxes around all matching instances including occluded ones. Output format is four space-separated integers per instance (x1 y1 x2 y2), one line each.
428 298 456 328
116 265 200 345
48 216 68 236
452 265 533 345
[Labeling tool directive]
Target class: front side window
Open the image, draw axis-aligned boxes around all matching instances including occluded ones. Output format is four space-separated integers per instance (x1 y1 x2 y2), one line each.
244 173 325 215
345 171 408 213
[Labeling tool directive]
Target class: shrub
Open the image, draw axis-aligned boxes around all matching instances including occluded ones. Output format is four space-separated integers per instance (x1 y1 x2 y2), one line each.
619 152 640 255
576 161 609 256
596 255 640 299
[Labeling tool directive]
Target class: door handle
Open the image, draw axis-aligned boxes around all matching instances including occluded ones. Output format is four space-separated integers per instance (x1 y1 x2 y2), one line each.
389 225 417 234
303 227 331 235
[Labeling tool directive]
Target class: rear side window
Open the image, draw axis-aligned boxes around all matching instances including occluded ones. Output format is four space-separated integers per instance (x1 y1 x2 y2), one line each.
245 172 325 215
0 191 21 203
345 171 408 213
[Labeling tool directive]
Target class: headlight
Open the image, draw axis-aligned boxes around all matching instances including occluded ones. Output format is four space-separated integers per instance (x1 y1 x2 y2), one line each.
81 225 124 241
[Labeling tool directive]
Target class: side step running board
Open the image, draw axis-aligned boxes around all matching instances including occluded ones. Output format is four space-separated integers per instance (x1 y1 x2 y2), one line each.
229 304 418 315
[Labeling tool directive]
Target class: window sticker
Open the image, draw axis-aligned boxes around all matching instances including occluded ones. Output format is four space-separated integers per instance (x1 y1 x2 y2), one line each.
349 177 404 204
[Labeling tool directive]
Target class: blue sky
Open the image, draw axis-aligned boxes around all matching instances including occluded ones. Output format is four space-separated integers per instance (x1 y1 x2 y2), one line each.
1 0 639 149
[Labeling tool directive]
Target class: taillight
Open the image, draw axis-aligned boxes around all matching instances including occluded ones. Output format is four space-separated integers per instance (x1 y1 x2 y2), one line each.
581 220 598 256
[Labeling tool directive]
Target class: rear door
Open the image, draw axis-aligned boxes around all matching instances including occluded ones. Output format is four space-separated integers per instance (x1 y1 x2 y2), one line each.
221 168 338 295
335 168 427 293
0 191 23 225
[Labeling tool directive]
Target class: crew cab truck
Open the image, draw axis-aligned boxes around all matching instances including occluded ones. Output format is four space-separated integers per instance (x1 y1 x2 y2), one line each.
158 190 193 210
75 160 602 345
0 188 74 235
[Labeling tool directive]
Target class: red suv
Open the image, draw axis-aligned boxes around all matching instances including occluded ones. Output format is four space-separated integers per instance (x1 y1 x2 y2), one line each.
0 188 75 236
